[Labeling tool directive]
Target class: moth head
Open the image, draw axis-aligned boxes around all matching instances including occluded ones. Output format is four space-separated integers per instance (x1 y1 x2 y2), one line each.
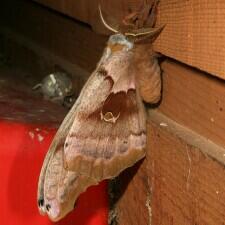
99 2 164 45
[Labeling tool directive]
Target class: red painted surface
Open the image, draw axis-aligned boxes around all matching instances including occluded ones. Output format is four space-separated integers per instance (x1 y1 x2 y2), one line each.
0 120 108 225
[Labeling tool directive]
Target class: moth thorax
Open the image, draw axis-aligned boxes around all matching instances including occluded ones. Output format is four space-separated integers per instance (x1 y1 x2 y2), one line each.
108 34 133 52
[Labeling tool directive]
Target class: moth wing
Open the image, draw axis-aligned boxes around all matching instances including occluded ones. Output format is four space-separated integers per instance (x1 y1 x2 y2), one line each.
37 73 102 220
37 97 79 216
38 62 146 221
64 69 146 182
38 64 111 198
40 144 97 221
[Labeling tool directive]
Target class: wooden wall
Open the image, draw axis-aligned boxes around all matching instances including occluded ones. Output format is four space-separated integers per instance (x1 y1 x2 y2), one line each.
0 1 225 224
33 0 225 80
117 68 225 225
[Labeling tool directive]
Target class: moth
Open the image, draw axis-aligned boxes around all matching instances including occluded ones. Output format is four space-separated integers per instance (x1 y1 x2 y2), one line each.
37 1 163 221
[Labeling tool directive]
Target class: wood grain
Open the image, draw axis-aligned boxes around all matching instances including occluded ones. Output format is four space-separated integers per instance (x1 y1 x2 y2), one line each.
149 110 225 166
33 0 151 33
0 0 107 73
159 59 225 148
116 160 149 225
117 114 225 225
34 0 225 80
148 120 225 225
155 0 225 80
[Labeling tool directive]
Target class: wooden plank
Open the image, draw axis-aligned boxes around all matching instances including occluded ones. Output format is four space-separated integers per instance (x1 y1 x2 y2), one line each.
34 0 225 80
115 160 149 225
0 0 107 73
155 0 225 80
33 0 98 24
0 27 89 88
148 120 225 225
149 110 225 167
117 112 225 225
32 0 149 32
159 59 225 148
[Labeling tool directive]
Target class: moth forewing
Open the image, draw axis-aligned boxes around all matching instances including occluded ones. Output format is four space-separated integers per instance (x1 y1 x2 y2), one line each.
62 34 146 181
37 72 101 216
39 143 97 221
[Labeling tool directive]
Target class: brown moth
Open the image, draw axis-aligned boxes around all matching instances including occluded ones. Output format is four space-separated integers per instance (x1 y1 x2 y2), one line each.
37 1 163 221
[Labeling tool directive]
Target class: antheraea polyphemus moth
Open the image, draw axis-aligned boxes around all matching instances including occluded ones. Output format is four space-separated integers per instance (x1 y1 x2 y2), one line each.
37 0 164 221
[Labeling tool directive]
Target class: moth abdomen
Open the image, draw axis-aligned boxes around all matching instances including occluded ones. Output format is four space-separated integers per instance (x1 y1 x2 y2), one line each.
133 45 161 104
